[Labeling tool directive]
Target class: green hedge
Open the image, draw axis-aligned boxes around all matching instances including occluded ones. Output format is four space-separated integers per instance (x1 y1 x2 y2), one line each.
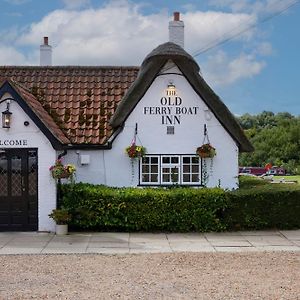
60 181 300 232
61 183 227 232
225 185 300 230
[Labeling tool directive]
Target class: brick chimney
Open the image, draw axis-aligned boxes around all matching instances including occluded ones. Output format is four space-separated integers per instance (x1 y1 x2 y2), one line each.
169 12 184 48
40 37 52 66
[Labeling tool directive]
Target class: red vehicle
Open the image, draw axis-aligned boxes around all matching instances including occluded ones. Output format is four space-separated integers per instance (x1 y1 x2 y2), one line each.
239 167 267 176
239 166 286 176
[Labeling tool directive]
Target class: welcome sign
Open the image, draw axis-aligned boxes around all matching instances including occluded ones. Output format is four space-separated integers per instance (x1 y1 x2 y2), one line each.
0 139 28 146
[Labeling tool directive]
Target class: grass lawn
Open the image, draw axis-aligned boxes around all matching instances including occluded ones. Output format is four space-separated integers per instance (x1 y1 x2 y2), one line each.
273 175 300 184
238 175 300 191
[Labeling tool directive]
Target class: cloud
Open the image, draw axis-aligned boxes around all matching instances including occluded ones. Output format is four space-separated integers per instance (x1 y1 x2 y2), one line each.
16 1 258 66
1 0 270 85
0 45 26 65
256 42 273 56
61 0 90 10
183 10 256 55
203 50 266 86
209 0 296 14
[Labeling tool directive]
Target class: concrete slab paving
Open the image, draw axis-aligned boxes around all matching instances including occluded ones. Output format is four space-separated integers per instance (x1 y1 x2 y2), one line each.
209 240 252 247
0 230 299 254
87 248 130 254
280 230 300 240
88 242 129 248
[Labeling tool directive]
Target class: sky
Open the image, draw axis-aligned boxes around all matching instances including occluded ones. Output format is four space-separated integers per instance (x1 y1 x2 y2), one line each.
0 0 299 116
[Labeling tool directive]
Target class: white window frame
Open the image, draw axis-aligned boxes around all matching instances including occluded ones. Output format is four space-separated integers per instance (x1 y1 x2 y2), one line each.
139 154 201 186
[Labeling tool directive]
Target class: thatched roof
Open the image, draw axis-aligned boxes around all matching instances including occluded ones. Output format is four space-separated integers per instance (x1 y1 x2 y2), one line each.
110 42 253 152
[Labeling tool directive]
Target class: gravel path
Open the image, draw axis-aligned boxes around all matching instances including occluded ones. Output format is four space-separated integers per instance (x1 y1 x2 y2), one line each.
0 252 299 299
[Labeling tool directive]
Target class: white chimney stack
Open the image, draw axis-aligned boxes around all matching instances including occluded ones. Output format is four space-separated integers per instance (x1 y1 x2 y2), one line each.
169 12 184 48
40 36 52 66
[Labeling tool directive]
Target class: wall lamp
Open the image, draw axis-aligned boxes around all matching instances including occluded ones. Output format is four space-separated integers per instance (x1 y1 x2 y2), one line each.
1 98 14 129
166 80 176 96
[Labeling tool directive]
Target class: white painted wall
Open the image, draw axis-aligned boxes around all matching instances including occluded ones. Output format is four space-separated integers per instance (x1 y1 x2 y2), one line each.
0 93 57 231
0 60 239 232
66 62 239 189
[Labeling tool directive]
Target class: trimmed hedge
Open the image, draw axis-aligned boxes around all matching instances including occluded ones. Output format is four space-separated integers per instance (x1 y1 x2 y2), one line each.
225 185 300 230
61 180 300 232
61 183 227 232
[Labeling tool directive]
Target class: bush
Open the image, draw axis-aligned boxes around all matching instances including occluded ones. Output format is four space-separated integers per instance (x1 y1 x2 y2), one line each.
61 183 227 232
225 184 300 230
61 181 300 232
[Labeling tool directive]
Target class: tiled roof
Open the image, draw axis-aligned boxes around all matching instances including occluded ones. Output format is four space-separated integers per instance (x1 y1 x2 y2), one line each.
7 79 70 145
0 66 139 145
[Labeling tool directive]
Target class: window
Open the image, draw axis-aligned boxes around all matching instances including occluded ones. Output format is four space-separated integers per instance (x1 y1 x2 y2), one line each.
140 155 201 186
140 156 159 183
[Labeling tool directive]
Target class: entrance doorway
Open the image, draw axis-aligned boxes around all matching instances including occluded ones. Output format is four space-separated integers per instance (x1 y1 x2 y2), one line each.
0 149 38 231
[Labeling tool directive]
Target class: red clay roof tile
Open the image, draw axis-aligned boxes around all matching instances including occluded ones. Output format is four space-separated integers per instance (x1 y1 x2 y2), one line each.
0 66 139 145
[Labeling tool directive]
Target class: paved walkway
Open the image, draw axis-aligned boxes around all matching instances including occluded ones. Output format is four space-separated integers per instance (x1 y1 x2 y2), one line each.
0 230 299 255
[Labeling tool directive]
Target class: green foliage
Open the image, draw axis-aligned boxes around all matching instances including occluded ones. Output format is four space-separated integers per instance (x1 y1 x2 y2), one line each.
238 175 269 189
48 208 72 225
61 182 300 232
225 184 300 230
61 183 228 232
237 111 300 174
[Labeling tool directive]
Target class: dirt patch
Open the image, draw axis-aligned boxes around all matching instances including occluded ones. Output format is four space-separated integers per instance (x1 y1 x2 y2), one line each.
0 252 299 299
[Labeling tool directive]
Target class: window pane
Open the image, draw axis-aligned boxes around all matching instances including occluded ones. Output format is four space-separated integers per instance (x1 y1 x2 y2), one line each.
151 165 158 173
183 157 190 164
142 157 149 164
163 174 170 182
150 174 158 182
192 157 199 164
183 165 190 173
171 173 179 182
192 165 199 173
171 157 179 164
192 174 199 182
142 165 149 173
183 174 190 182
142 174 149 182
151 157 158 164
162 167 170 174
162 157 170 164
0 152 8 196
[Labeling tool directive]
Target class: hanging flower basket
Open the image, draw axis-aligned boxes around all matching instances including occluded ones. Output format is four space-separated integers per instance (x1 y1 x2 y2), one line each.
49 159 76 180
125 143 146 159
196 143 216 158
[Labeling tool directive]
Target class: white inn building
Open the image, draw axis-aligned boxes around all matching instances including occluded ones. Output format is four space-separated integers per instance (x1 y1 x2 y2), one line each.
0 13 253 232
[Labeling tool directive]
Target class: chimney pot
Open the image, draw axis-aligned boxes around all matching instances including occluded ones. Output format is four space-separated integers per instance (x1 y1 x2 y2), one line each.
40 36 52 66
169 12 184 48
174 12 180 21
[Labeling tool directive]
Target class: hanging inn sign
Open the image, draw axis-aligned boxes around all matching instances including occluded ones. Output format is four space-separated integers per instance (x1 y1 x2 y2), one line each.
143 83 200 125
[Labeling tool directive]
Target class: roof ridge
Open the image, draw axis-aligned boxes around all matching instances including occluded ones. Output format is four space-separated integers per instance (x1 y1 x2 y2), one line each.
0 66 140 69
7 78 33 94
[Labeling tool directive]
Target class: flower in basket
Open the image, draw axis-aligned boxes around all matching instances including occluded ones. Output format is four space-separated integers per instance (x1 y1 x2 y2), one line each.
196 143 216 158
125 143 146 158
49 159 76 180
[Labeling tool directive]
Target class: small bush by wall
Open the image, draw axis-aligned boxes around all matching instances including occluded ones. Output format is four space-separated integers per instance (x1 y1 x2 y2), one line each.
61 183 228 232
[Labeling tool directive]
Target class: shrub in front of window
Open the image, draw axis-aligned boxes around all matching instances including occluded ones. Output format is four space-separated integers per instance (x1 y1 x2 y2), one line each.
61 183 228 232
125 143 146 158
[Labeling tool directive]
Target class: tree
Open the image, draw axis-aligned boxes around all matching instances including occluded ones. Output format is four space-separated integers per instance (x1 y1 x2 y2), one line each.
237 112 300 174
